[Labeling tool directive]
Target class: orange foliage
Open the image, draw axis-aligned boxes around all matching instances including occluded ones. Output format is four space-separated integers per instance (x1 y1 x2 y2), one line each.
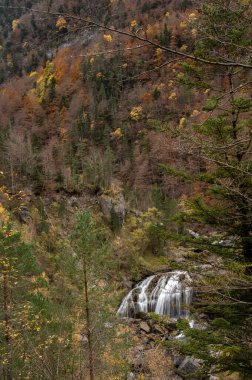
54 48 70 82
141 92 152 104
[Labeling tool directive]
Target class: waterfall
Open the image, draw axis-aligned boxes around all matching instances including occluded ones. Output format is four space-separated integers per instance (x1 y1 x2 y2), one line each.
117 271 192 319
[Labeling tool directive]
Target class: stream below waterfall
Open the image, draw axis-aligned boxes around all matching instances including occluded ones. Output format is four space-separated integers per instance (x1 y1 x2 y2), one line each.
117 271 192 320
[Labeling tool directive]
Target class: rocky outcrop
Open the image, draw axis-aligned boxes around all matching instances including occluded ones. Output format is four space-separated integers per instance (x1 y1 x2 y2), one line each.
100 192 126 230
125 315 182 380
176 356 201 379
19 205 31 223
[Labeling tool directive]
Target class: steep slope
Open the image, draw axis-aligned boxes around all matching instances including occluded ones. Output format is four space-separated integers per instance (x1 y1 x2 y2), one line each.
0 1 252 379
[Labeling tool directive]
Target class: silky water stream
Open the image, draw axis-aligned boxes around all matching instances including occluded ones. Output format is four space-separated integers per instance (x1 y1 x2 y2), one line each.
117 271 193 320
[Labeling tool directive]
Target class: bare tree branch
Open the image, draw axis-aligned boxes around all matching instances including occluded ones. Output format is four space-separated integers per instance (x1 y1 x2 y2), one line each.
201 156 252 176
1 5 252 69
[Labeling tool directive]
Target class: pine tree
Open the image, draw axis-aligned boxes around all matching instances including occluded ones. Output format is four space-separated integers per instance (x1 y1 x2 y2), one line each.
166 0 252 265
163 1 252 377
71 211 130 379
0 222 40 379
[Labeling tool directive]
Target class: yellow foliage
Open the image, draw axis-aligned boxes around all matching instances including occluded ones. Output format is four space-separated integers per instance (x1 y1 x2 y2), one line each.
103 34 113 43
180 21 188 29
40 272 49 282
155 47 163 66
12 19 19 31
189 12 197 21
96 71 103 78
130 19 138 29
168 92 177 100
177 72 185 79
0 203 9 224
31 276 37 284
137 375 145 380
130 106 143 121
191 109 200 117
102 349 124 367
29 71 38 78
89 57 95 65
111 128 123 138
156 48 163 58
180 44 187 52
179 117 187 128
56 16 67 30
165 11 170 17
146 24 152 36
191 28 198 38
118 207 162 260
36 61 55 103
37 75 44 84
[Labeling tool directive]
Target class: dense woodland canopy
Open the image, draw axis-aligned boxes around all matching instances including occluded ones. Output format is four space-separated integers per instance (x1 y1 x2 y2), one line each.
0 0 252 379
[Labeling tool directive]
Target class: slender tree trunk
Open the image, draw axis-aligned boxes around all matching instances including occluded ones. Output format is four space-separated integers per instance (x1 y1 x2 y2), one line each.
228 71 252 270
243 238 252 262
228 71 237 140
9 158 14 194
242 232 252 265
3 263 12 380
240 213 252 274
83 256 95 380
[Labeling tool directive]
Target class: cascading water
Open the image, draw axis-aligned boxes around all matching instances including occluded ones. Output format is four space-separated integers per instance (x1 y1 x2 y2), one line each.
117 271 192 319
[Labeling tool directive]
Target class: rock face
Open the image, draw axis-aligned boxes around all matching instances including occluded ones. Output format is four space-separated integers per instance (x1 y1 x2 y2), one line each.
100 193 126 229
123 315 185 379
19 206 31 223
176 357 201 379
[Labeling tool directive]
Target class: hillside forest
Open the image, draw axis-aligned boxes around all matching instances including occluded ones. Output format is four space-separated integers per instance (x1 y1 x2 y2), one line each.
0 1 252 379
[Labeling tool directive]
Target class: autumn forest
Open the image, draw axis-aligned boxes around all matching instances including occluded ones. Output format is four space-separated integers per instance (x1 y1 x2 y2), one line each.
0 1 252 379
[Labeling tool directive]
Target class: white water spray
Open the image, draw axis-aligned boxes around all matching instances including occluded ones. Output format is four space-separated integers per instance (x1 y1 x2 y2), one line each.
117 271 192 319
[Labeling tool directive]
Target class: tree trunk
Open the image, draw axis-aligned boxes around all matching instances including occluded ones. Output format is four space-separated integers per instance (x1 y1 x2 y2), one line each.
83 256 95 380
3 264 12 380
239 208 252 272
242 237 252 264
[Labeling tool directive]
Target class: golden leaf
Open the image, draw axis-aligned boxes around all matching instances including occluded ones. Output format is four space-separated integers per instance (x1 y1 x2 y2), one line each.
103 34 113 43
56 16 67 30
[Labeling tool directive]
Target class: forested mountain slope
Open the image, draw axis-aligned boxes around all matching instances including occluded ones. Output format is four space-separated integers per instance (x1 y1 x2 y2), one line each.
0 0 252 379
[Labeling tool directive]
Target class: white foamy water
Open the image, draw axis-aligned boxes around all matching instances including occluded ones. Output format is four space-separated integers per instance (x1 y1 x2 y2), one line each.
117 271 192 319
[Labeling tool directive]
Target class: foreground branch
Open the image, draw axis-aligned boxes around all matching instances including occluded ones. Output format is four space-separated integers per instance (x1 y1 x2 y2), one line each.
1 5 252 69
